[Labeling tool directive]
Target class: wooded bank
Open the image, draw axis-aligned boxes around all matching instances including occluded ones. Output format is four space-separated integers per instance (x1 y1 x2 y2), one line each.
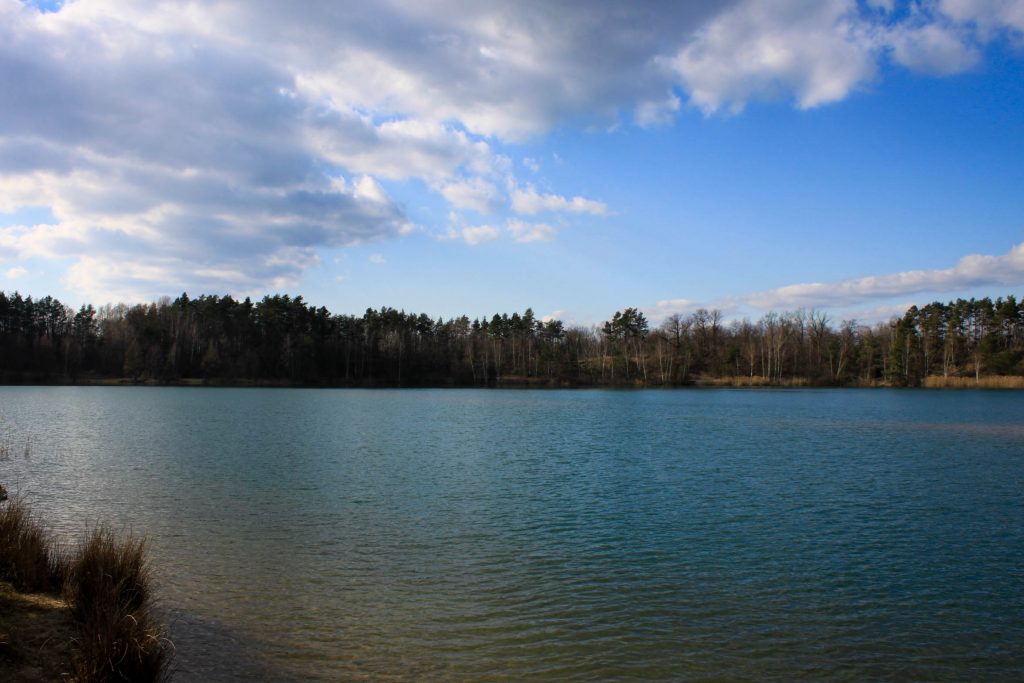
1 291 1021 388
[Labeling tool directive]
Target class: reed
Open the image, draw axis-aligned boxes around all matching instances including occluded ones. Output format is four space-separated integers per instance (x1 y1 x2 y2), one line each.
65 527 171 682
66 528 151 622
0 497 65 593
923 375 1024 389
0 497 171 681
695 375 810 387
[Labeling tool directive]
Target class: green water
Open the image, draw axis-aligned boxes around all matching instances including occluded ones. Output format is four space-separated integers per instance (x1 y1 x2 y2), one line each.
1 386 1022 680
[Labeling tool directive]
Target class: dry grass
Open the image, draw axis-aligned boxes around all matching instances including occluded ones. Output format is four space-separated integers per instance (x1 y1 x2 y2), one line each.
66 528 152 624
0 497 65 593
694 374 811 387
65 527 171 682
0 497 171 682
69 597 170 682
922 375 1024 389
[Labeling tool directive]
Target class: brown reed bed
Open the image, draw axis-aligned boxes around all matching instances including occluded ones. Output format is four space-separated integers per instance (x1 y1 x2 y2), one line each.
694 374 811 387
923 375 1024 389
0 497 171 682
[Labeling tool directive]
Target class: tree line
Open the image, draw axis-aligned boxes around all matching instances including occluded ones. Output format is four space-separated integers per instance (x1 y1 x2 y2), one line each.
1 291 1021 387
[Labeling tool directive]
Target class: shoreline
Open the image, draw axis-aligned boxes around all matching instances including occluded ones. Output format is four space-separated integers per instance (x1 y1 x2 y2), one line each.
0 580 76 681
1 375 1023 390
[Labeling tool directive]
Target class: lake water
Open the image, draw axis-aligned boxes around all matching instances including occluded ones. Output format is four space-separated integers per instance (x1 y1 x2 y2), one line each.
1 386 1023 680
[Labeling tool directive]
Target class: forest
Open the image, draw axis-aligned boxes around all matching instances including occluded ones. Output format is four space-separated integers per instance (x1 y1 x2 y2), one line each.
0 291 1022 387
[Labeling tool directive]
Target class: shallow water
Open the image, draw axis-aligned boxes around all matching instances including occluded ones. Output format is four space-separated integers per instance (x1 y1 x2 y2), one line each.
2 386 1023 680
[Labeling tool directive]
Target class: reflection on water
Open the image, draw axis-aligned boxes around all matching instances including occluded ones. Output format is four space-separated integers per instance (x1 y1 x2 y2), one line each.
2 387 1023 680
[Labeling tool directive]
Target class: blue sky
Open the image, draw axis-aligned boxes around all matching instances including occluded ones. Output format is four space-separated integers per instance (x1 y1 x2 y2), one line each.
1 0 1022 325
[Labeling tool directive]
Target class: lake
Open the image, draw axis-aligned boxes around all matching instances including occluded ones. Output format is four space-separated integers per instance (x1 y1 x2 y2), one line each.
1 386 1023 680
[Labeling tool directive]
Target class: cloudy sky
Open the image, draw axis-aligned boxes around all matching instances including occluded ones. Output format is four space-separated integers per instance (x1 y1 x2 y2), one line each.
1 0 1022 324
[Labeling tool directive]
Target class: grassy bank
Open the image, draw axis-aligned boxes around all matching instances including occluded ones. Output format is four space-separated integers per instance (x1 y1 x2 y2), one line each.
0 497 171 681
7 368 1024 389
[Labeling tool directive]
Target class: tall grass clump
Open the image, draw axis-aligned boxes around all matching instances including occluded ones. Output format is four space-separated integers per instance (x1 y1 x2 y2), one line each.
65 527 170 682
0 496 65 592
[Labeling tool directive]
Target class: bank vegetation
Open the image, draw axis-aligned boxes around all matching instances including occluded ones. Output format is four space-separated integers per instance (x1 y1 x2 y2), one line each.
1 291 1021 388
0 496 170 681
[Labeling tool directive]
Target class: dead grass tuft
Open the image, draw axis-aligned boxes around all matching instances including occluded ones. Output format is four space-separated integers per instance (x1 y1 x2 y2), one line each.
0 497 65 593
65 527 171 682
66 528 151 623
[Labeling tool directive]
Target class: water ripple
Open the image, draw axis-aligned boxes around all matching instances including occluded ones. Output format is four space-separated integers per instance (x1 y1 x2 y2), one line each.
1 387 1023 680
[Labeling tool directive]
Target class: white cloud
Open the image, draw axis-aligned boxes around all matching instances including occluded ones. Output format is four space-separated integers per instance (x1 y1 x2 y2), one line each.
369 253 386 264
457 224 501 245
510 185 607 216
939 0 1024 38
634 92 682 127
4 266 27 280
443 218 553 245
440 177 502 213
747 242 1024 310
507 219 555 243
0 3 417 301
887 21 981 75
170 1 733 141
666 0 1019 114
1 0 1023 300
0 166 409 301
541 309 566 323
840 302 917 325
645 243 1024 324
645 298 704 320
304 111 496 183
352 175 389 204
667 0 877 114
